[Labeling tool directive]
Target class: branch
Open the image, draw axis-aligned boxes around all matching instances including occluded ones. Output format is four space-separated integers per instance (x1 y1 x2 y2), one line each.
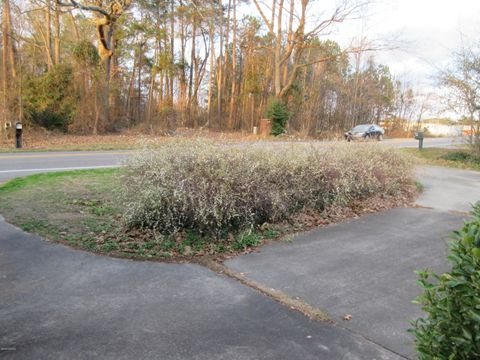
252 0 274 34
56 0 110 18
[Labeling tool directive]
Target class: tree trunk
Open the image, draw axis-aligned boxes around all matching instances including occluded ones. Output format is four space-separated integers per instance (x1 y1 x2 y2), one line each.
53 0 60 65
188 14 197 124
274 0 284 97
169 0 175 106
2 0 15 136
102 25 114 127
216 0 224 129
179 0 187 125
45 0 53 70
206 7 215 127
137 42 143 122
2 8 8 136
228 0 237 129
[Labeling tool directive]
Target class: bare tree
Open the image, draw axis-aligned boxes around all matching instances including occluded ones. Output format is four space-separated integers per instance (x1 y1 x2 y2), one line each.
56 0 132 124
440 45 480 145
252 0 370 99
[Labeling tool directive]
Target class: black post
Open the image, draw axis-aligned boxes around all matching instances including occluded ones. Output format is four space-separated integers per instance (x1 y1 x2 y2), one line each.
15 122 23 149
414 131 424 150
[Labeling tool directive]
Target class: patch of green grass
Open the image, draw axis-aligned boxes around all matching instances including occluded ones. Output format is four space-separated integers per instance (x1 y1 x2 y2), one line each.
263 229 280 239
233 231 262 251
69 199 117 216
415 181 424 192
18 218 56 234
0 168 119 194
0 168 120 253
403 148 480 171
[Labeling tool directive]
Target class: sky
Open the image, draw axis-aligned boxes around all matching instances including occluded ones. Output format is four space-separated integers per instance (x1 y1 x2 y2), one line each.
329 0 480 97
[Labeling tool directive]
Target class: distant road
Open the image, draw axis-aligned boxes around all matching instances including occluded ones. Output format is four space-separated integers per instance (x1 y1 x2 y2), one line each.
381 136 462 148
0 150 131 183
0 137 463 182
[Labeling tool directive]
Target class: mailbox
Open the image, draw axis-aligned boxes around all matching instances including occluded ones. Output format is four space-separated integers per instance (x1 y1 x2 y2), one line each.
414 131 424 150
15 122 23 148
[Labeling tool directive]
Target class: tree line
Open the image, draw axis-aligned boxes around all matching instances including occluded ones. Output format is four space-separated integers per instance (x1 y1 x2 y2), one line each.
1 0 421 136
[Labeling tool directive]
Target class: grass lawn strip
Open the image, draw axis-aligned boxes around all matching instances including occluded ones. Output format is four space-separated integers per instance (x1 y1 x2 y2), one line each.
403 147 480 171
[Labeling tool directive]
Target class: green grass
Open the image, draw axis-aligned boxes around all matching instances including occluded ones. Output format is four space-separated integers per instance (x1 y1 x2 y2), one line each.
0 168 122 252
403 148 480 171
0 168 118 193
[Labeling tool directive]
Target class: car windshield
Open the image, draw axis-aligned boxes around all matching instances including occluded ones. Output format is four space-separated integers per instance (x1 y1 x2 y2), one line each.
351 125 371 132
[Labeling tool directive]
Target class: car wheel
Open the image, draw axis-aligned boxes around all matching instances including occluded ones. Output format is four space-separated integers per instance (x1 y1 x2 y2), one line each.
377 134 383 141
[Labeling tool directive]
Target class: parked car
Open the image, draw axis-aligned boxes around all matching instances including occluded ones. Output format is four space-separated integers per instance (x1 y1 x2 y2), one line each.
344 124 385 141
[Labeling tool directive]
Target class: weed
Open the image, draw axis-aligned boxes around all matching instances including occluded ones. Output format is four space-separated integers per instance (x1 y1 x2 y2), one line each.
263 229 280 239
282 234 294 243
233 232 262 251
142 241 155 250
102 242 119 252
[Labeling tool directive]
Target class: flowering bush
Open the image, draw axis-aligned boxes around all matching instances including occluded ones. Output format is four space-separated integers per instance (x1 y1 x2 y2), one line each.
121 140 413 236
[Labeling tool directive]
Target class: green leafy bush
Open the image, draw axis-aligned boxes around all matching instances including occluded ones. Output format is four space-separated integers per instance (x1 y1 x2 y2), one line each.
266 100 290 136
72 40 100 67
23 64 77 131
411 203 480 359
120 140 413 236
440 151 480 165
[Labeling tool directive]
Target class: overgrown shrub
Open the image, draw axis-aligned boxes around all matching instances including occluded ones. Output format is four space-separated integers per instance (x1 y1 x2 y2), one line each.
267 100 290 136
120 141 413 236
411 203 480 359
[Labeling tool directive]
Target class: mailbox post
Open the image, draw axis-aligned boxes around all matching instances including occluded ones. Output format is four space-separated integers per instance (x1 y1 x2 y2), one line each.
414 131 424 150
15 122 23 149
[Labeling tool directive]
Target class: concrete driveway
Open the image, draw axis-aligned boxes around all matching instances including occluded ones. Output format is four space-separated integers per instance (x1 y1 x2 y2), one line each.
1 220 401 359
226 166 480 359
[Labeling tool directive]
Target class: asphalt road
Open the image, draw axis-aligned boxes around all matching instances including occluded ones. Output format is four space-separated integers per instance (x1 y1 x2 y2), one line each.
0 137 462 183
381 136 461 148
0 150 131 183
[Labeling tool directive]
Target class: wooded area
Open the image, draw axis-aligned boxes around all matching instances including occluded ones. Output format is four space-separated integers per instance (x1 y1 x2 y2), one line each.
0 0 424 137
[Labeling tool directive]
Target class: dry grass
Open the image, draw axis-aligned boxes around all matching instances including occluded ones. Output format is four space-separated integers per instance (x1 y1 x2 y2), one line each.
0 132 156 151
0 128 303 152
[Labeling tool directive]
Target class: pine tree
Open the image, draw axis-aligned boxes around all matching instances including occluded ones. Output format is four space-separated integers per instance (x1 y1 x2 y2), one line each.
267 100 289 136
